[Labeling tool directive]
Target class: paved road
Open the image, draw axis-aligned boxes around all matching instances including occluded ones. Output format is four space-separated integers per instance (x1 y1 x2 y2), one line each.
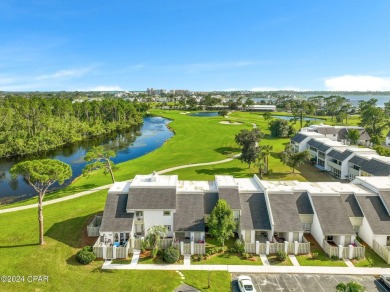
231 273 390 292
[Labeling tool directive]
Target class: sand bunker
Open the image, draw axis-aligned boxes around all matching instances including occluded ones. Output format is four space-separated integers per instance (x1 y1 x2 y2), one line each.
219 121 243 125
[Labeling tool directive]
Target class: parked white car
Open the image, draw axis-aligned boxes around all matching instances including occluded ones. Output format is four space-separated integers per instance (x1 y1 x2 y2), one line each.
380 274 390 288
237 275 256 292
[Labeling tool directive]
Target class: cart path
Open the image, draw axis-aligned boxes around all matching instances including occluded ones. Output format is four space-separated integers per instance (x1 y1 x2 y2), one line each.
0 154 240 214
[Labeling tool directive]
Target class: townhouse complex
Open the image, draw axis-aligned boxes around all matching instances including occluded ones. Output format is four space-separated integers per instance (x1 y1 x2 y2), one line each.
291 125 390 180
93 171 390 262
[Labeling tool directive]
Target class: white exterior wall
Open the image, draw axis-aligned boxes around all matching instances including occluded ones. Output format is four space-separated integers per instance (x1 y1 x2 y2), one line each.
144 210 174 237
358 216 375 247
374 235 388 246
310 212 324 246
333 235 344 246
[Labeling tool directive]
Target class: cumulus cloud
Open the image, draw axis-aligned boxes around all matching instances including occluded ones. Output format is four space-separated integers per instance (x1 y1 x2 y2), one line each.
325 75 390 91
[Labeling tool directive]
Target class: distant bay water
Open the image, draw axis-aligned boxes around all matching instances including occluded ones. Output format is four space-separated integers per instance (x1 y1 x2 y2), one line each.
252 94 390 107
0 116 173 204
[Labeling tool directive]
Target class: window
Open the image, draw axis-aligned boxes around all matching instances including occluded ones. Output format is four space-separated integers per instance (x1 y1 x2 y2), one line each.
163 211 171 216
164 225 171 231
302 223 311 232
135 211 143 219
326 235 333 241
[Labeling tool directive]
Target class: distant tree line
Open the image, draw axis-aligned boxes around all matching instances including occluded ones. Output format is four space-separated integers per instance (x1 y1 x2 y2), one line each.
0 96 145 157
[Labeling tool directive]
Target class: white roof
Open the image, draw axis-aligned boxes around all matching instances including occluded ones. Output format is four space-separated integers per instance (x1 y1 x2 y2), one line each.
108 181 131 194
313 137 347 148
215 175 238 188
235 178 263 192
130 173 178 188
177 180 217 193
354 176 390 190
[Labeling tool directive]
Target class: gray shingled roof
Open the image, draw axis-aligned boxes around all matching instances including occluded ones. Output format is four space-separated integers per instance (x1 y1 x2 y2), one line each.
291 133 309 143
203 192 218 214
310 196 355 235
294 192 314 214
174 193 205 232
307 139 331 153
218 188 241 209
327 149 352 162
315 127 339 135
361 159 390 176
379 191 390 214
126 187 176 210
239 193 271 230
268 193 303 232
349 155 369 167
100 193 134 232
340 193 363 217
356 195 390 234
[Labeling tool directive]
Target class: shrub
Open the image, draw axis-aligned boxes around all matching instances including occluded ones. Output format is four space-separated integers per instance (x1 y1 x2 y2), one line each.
204 253 210 260
276 250 287 261
162 246 180 263
311 252 318 259
229 247 237 253
76 248 96 265
197 255 202 262
234 239 245 253
241 252 250 259
151 248 158 258
331 255 339 260
140 240 147 253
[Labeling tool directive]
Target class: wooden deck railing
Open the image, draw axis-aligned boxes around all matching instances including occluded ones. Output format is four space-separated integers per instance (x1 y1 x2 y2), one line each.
87 215 102 237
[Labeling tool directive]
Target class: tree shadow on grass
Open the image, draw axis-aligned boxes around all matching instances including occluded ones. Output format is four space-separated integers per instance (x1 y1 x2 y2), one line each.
46 212 101 248
0 243 39 248
214 147 241 155
195 167 249 178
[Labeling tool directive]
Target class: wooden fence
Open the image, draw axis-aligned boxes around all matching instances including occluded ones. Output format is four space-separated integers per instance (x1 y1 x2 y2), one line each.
245 243 256 253
323 240 338 258
87 216 102 237
134 239 142 250
269 242 284 254
183 243 191 255
287 242 294 254
194 243 206 255
373 240 390 264
259 243 266 254
172 242 180 250
159 238 173 249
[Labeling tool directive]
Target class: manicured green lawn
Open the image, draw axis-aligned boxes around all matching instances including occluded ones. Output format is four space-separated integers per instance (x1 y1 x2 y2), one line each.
267 254 293 266
1 110 350 210
192 252 262 265
352 241 390 268
296 250 347 267
0 189 217 292
181 271 231 292
138 253 183 265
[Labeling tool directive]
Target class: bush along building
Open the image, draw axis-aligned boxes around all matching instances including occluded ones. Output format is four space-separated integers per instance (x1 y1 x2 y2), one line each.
90 173 390 264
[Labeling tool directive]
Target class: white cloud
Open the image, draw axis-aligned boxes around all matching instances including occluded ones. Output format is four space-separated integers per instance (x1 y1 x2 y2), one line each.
85 85 123 91
36 67 92 80
325 75 390 91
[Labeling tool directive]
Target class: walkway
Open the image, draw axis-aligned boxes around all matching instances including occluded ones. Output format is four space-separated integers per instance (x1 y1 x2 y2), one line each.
130 249 140 265
0 155 240 214
288 254 300 266
101 262 390 275
259 254 270 266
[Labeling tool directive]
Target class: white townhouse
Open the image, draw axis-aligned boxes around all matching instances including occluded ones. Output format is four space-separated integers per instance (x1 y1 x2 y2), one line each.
386 131 390 146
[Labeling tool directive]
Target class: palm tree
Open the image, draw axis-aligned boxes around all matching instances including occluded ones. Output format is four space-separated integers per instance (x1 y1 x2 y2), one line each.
145 225 168 258
336 281 365 292
259 145 273 174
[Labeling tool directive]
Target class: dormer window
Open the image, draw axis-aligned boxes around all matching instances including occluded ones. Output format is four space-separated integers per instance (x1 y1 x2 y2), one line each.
163 211 171 216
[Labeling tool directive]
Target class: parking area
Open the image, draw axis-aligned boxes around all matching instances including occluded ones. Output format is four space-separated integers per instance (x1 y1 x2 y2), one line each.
232 273 390 292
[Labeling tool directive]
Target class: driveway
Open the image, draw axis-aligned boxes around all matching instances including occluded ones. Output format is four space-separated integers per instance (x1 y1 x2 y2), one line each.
231 273 390 292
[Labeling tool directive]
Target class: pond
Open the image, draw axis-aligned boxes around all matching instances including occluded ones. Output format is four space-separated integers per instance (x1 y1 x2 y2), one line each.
0 116 173 204
271 115 325 121
189 112 219 117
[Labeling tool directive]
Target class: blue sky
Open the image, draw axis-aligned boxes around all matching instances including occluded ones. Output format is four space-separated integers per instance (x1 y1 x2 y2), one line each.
1 1 390 91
